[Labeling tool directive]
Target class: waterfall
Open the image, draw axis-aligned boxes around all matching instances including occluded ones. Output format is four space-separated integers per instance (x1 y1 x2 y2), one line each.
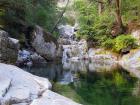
59 24 87 63
62 47 69 64
59 25 75 63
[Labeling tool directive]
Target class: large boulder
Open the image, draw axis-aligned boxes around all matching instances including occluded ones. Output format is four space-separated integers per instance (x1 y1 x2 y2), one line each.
0 30 19 64
131 29 140 45
120 49 140 70
0 63 80 105
88 48 118 65
120 49 140 79
31 26 60 61
0 63 51 105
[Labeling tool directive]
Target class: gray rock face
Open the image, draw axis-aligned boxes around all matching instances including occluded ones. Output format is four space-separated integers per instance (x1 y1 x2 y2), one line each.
88 48 118 62
131 29 140 45
120 49 140 70
0 30 19 64
58 25 75 40
31 26 60 61
120 49 140 79
0 63 51 105
0 63 81 105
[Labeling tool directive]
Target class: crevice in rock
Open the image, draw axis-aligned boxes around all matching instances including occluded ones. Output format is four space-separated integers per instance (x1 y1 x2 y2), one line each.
2 79 12 98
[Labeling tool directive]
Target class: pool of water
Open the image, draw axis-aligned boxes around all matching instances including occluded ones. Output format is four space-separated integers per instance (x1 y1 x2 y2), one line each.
23 61 140 105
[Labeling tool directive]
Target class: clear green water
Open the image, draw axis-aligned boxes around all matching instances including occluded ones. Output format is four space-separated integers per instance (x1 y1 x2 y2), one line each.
24 62 140 105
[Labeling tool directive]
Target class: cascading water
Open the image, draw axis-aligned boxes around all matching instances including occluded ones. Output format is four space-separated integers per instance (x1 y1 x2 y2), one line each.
62 46 70 64
58 24 88 64
59 25 75 63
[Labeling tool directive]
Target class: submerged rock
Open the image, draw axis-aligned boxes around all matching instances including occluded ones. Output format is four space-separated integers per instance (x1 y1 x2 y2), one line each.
0 63 81 105
0 30 19 64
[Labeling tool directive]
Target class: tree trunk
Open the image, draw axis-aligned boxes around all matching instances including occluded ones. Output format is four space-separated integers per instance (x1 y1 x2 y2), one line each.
98 0 104 15
115 0 123 30
51 0 70 33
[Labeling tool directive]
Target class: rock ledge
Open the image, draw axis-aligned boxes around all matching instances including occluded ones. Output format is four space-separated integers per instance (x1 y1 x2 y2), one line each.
0 63 81 105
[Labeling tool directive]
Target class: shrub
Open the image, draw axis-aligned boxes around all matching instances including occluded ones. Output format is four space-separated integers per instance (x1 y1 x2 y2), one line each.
114 34 137 53
102 38 115 49
102 34 137 53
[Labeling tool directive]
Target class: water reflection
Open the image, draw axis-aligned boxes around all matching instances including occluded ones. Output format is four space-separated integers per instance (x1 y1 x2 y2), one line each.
23 61 140 105
53 69 140 105
23 60 118 84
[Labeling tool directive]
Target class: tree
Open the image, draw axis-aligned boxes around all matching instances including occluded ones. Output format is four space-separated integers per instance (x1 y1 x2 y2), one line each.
0 0 58 37
98 0 104 15
51 0 70 33
115 0 123 31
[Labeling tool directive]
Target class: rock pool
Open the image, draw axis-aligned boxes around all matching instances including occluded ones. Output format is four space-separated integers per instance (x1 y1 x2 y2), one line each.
23 61 140 105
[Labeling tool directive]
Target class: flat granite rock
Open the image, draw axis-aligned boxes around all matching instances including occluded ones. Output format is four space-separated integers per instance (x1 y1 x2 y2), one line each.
0 76 11 99
30 90 81 105
0 63 81 105
12 103 28 105
0 63 51 104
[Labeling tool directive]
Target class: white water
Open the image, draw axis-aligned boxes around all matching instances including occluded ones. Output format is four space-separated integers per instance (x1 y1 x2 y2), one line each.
62 46 70 64
59 25 88 64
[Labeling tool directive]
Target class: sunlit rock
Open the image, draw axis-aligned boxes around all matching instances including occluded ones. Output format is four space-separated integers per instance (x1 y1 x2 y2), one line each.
0 63 81 105
0 63 51 105
62 39 87 63
30 90 81 105
131 29 140 45
88 48 95 57
120 49 140 69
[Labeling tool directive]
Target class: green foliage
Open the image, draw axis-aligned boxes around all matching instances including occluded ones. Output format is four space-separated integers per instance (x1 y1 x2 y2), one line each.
102 38 115 49
53 69 140 105
113 72 127 87
114 35 137 52
73 0 140 51
1 0 58 37
25 1 57 31
103 34 137 53
122 0 140 23
74 0 115 46
0 9 5 27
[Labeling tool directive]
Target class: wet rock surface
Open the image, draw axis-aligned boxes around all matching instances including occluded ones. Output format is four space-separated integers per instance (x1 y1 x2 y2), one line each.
16 49 46 67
